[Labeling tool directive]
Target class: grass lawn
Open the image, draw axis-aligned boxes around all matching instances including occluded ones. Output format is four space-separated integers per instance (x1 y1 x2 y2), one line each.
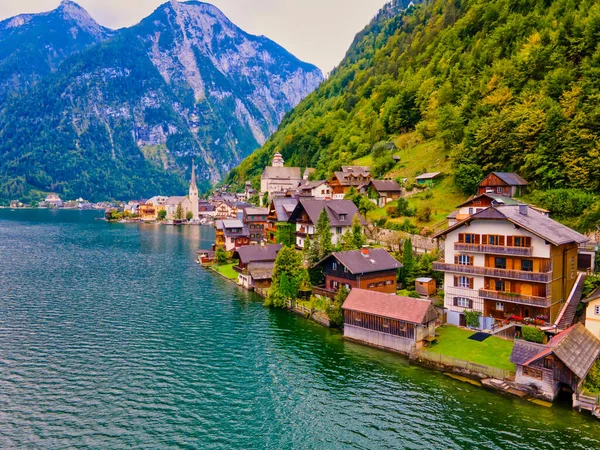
214 263 239 280
428 326 516 372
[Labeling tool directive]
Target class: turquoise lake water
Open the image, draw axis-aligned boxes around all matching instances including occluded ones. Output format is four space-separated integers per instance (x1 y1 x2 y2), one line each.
0 209 599 449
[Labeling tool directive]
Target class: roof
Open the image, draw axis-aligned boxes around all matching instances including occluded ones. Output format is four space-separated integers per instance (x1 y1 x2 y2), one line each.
583 287 600 304
248 262 275 280
342 289 438 325
447 211 458 219
300 180 328 191
262 166 302 180
222 219 244 229
415 172 441 180
517 324 600 379
233 244 282 265
317 248 402 274
332 167 372 186
370 180 402 193
416 277 433 283
289 199 367 227
341 166 370 174
489 172 528 186
457 193 520 208
245 207 269 216
166 196 188 206
271 198 298 222
510 340 548 366
433 205 589 246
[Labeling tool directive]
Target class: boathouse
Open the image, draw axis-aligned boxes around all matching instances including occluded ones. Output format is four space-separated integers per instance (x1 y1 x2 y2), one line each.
342 289 438 355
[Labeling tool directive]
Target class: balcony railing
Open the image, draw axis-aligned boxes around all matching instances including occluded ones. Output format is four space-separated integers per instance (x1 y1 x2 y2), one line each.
433 262 552 283
233 265 247 274
479 289 552 308
313 285 337 299
454 242 533 257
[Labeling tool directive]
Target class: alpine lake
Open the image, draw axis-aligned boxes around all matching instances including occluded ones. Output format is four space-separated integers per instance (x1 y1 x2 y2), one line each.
1 209 599 449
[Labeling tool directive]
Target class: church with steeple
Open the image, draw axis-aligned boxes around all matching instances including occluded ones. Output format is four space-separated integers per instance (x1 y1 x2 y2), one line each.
189 160 199 220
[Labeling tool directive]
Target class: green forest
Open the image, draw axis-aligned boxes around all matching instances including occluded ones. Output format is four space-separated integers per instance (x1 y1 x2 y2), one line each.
227 0 600 232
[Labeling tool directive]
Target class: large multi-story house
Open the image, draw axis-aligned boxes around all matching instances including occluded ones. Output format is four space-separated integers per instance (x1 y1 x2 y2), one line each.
313 248 402 298
214 219 250 251
298 180 332 200
477 172 528 197
288 199 366 249
260 153 304 203
329 166 372 199
243 207 269 243
265 197 298 243
433 204 589 330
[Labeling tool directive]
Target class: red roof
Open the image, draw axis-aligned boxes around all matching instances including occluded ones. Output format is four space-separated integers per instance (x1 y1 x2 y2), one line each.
342 289 438 324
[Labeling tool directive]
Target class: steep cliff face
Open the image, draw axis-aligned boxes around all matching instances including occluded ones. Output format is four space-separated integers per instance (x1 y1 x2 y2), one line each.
0 0 113 100
0 1 323 201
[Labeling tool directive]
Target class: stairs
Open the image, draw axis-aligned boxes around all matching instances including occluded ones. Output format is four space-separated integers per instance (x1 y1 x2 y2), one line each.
555 274 586 331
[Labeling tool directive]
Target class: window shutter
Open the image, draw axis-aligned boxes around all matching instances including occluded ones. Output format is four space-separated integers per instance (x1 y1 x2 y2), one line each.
499 236 505 246
454 276 459 287
469 278 474 289
453 297 458 306
454 255 459 264
507 236 513 247
525 237 531 247
458 233 465 243
468 256 473 266
469 299 474 309
475 234 480 244
482 235 488 245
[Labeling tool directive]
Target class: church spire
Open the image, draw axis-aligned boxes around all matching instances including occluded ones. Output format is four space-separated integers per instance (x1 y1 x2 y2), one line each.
190 158 197 191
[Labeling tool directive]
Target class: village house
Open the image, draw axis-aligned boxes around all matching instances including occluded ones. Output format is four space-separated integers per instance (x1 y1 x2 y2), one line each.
510 324 600 404
433 204 589 330
415 172 442 187
260 153 304 203
45 193 63 208
584 287 600 339
287 199 366 249
232 244 282 292
198 201 217 219
367 180 403 207
265 197 298 243
214 201 238 219
244 207 269 243
166 196 193 220
10 200 22 208
342 289 439 355
329 166 372 199
298 180 332 200
477 172 528 197
214 219 250 251
313 248 402 298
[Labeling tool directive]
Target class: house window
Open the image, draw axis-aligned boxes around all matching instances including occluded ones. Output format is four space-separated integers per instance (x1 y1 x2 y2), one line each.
456 276 473 289
332 262 338 271
343 266 349 273
523 367 543 380
570 256 576 279
368 283 375 288
457 255 471 265
331 280 339 289
340 214 347 221
487 235 500 246
354 312 361 322
465 233 477 244
455 297 471 308
468 208 474 215
495 280 505 292
344 284 351 290
495 302 504 311
495 258 507 269
543 358 554 370
385 280 394 285
382 319 390 329
521 260 533 272
336 227 343 235
496 187 502 193
511 236 531 247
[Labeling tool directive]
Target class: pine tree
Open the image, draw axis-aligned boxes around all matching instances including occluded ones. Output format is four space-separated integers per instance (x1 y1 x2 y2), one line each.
401 238 415 288
352 215 366 249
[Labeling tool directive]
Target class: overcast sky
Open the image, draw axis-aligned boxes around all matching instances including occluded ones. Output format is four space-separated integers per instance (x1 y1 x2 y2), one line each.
0 0 390 73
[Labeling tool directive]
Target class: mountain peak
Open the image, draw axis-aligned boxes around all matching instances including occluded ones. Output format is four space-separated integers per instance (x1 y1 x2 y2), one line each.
53 0 112 36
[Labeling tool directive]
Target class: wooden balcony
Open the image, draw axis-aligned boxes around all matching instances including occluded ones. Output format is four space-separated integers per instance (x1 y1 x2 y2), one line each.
454 242 533 257
313 285 337 299
479 289 552 308
233 265 247 274
432 262 552 283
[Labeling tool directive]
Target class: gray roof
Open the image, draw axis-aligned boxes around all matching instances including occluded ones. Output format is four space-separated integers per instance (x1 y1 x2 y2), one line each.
166 196 188 206
491 172 528 186
416 277 433 283
415 172 441 180
262 166 302 180
245 207 269 216
271 198 298 222
233 244 282 265
290 199 367 227
300 180 328 191
222 219 244 229
370 180 402 193
248 261 275 280
341 166 370 174
434 205 589 246
457 193 520 208
447 210 458 219
550 324 600 379
318 248 402 274
510 340 548 366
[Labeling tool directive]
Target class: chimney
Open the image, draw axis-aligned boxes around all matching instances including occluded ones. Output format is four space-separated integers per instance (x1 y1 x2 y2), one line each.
519 204 528 216
361 246 370 256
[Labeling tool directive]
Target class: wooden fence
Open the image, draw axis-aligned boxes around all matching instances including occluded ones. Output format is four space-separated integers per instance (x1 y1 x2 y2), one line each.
416 350 513 380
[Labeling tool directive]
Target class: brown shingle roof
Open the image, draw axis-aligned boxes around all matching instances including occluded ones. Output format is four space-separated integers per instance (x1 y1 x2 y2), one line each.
433 205 589 246
510 340 548 366
583 287 600 304
491 172 528 186
342 289 438 324
317 248 402 274
370 180 402 193
289 199 367 227
233 244 282 264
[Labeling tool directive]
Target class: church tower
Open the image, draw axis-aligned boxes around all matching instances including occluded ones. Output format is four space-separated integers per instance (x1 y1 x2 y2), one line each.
272 152 284 168
189 159 199 220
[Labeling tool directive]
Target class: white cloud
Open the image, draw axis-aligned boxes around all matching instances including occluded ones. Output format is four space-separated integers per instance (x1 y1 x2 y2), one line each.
0 0 389 73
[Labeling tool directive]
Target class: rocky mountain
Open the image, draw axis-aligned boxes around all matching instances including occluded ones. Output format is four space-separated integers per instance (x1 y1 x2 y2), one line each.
0 0 323 201
0 0 113 101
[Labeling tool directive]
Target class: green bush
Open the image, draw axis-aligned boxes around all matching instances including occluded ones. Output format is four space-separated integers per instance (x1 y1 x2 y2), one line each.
522 326 545 344
464 310 481 328
584 360 600 394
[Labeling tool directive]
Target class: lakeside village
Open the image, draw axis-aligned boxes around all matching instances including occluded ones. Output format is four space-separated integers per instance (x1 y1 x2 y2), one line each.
16 153 600 417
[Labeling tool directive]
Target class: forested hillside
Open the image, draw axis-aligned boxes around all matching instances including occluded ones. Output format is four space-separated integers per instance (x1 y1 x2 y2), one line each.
227 0 600 230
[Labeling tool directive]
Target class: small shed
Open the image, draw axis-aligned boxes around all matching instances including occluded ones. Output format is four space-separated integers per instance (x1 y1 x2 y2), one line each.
415 277 436 297
415 172 442 187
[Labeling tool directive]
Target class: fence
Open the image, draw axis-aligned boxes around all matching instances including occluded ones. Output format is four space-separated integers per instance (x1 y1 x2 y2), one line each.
416 350 513 380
